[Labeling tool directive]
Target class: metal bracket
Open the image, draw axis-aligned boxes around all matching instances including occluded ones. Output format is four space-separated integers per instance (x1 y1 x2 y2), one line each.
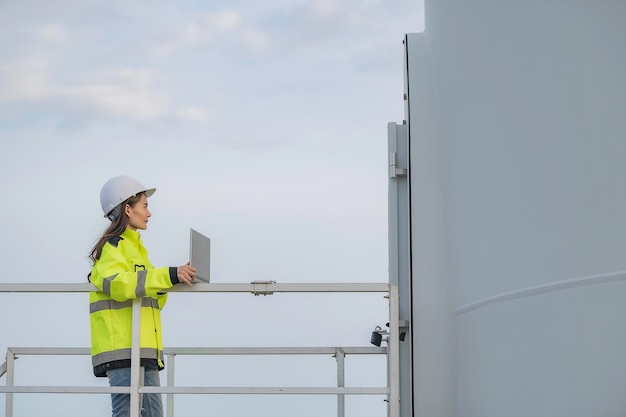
398 320 409 341
375 321 409 344
389 152 407 178
333 347 345 359
251 280 276 296
1 348 19 378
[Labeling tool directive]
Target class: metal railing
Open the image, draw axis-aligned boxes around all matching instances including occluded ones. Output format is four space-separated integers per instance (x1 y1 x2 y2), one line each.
0 282 400 417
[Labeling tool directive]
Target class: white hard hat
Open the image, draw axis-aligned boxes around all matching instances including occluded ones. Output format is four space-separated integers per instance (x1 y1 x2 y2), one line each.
100 175 156 220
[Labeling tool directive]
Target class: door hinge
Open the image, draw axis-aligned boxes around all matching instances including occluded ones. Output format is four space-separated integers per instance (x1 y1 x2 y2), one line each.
389 152 407 178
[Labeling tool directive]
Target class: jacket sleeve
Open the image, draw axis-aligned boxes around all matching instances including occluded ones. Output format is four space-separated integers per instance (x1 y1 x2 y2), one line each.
157 292 168 310
91 243 177 302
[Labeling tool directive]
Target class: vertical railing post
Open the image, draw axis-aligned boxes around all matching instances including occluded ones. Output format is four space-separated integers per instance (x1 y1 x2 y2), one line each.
388 122 412 417
336 347 345 417
5 349 15 417
130 297 142 417
166 353 176 417
388 284 400 417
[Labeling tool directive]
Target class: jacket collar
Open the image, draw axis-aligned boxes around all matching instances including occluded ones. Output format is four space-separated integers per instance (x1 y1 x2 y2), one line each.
121 227 141 243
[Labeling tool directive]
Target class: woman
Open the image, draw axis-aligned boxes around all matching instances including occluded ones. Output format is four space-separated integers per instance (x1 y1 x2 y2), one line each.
88 175 196 417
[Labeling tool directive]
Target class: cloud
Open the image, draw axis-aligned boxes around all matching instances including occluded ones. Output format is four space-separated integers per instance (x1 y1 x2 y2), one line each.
149 39 178 58
180 22 213 45
242 28 270 52
205 9 242 31
0 59 50 101
0 1 417 131
310 0 340 17
0 64 167 121
150 9 270 57
35 24 69 43
0 62 211 124
262 0 417 48
67 82 166 121
175 106 210 122
180 9 242 46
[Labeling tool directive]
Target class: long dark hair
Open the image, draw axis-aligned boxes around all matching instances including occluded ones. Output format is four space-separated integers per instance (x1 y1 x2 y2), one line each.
89 193 145 264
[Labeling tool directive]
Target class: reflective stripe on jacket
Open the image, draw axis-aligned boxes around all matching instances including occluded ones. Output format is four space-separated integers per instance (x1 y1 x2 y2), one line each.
89 228 176 377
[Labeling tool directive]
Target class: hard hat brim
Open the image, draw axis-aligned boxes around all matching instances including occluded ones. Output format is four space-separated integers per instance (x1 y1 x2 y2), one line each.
102 187 157 218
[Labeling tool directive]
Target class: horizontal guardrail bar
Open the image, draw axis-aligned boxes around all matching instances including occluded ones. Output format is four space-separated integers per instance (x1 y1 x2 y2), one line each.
7 347 386 356
8 347 90 355
0 386 388 395
0 386 131 394
0 282 389 293
142 387 389 395
164 347 387 355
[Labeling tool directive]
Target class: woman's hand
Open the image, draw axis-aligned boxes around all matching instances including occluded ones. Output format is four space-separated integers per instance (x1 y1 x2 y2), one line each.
177 263 197 286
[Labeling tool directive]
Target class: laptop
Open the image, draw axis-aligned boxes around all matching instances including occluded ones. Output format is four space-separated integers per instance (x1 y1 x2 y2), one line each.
189 228 211 282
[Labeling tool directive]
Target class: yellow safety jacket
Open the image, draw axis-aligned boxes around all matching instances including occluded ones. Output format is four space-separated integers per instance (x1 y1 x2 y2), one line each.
89 228 177 377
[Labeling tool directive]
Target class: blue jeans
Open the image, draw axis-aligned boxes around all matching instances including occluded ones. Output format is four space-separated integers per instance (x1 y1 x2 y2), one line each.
106 367 163 417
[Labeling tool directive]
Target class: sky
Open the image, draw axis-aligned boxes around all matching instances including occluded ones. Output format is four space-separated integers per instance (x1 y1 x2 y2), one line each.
0 1 423 416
